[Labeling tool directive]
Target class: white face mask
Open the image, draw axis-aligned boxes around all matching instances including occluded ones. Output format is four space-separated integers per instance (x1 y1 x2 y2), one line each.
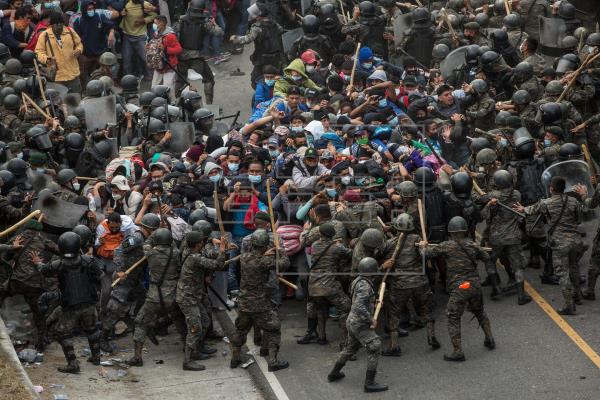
72 182 80 191
112 193 122 201
305 65 315 74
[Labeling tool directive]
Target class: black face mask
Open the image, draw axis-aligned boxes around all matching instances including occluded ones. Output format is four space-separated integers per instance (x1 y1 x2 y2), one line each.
52 23 64 36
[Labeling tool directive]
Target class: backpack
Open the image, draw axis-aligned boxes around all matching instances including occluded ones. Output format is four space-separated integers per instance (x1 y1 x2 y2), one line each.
145 37 164 70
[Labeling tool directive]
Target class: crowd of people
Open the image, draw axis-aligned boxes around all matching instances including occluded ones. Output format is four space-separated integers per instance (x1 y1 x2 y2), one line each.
1 0 600 394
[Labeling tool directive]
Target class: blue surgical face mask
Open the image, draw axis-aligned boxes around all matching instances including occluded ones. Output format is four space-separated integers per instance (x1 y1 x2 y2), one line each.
248 174 262 184
389 116 399 126
152 23 158 31
378 99 388 108
543 139 552 148
228 162 239 172
326 188 337 198
265 79 275 87
269 150 280 158
291 126 304 132
499 138 508 148
87 10 95 17
362 62 373 69
209 174 221 183
291 75 303 81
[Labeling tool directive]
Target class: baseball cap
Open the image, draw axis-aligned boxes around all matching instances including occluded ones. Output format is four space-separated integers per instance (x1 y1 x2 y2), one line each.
111 175 130 191
304 147 318 159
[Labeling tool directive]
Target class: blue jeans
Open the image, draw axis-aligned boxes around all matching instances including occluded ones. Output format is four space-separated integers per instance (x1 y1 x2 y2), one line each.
121 33 149 77
236 0 251 36
202 12 226 56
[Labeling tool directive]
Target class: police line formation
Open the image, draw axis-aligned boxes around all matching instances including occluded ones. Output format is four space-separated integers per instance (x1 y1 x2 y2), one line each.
1 0 600 394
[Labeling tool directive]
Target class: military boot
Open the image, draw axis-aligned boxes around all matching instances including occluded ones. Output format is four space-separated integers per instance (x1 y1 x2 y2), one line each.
582 270 598 300
443 336 465 361
489 273 502 299
381 331 401 356
558 288 577 315
540 261 559 285
57 342 80 374
426 321 441 350
267 345 289 372
200 342 217 355
253 326 262 346
127 341 144 366
327 361 346 382
296 318 319 344
364 369 388 393
516 282 532 305
230 346 243 369
87 331 101 365
183 347 206 371
481 319 495 350
316 309 328 345
99 328 114 354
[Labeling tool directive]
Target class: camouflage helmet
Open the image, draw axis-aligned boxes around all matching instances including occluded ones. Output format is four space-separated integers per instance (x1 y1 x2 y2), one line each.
85 79 104 97
492 169 513 189
153 228 172 246
495 110 511 126
360 228 385 249
64 115 81 129
251 229 270 248
186 230 208 245
432 43 450 60
396 180 417 198
393 213 414 232
99 51 117 66
447 216 468 233
358 257 379 275
560 35 578 50
474 12 489 28
512 89 531 105
586 32 600 47
545 80 564 96
475 148 497 166
192 220 212 237
4 58 22 75
140 213 161 230
503 13 520 28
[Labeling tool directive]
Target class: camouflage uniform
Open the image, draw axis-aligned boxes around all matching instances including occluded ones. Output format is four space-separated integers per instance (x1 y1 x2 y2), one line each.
522 53 547 75
584 187 600 298
230 248 290 367
465 93 496 131
516 76 544 102
56 188 80 203
423 238 494 349
0 194 29 231
334 275 381 370
507 28 528 49
524 193 583 311
132 241 185 344
141 139 165 162
351 241 386 273
176 245 226 351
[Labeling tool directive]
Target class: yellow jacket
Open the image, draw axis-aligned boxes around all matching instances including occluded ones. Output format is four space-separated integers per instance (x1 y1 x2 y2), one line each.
35 27 83 82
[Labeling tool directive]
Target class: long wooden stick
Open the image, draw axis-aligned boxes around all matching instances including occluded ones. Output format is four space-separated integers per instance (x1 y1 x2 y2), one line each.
371 232 405 328
504 0 511 14
417 199 427 240
22 92 51 120
32 59 48 105
0 210 42 238
111 256 147 287
558 51 600 102
338 0 348 24
213 189 226 237
348 42 362 95
265 178 280 249
581 143 597 186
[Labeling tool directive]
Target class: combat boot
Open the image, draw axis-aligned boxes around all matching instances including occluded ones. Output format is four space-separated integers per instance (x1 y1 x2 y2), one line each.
253 326 262 346
364 369 388 393
582 270 598 300
296 318 318 344
146 327 159 346
426 321 441 350
87 331 102 365
481 319 495 350
381 331 401 356
267 345 289 372
558 288 577 315
58 342 80 374
327 362 346 382
443 336 465 362
489 273 502 299
200 342 217 355
127 341 144 367
183 347 206 371
99 328 114 354
540 262 559 285
230 346 242 369
516 282 532 305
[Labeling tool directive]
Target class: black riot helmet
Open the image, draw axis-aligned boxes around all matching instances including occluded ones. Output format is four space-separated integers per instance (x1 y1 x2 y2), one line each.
503 13 520 28
465 45 480 66
140 91 157 107
5 58 23 75
0 86 15 101
0 142 12 165
192 220 212 237
480 50 502 72
7 158 28 180
558 143 582 161
0 43 10 63
514 61 533 82
120 74 139 94
152 85 171 100
153 228 173 245
12 78 26 95
0 170 15 195
180 89 203 113
93 139 114 159
412 7 430 25
556 53 580 75
432 43 450 60
413 167 436 187
302 14 320 36
72 225 93 248
475 12 489 28
495 110 511 126
447 216 468 233
558 2 576 19
539 102 563 125
492 169 513 189
147 118 167 135
560 35 578 51
470 79 488 95
65 132 85 151
512 90 531 106
359 1 377 18
320 3 338 28
58 231 81 258
358 257 378 275
189 208 208 225
19 50 35 66
64 115 81 130
56 168 77 186
586 32 600 47
469 137 492 154
26 126 53 151
493 0 506 16
3 93 21 111
188 0 208 18
513 127 535 159
450 171 473 199
193 108 214 132
491 29 510 47
140 213 161 230
85 79 104 97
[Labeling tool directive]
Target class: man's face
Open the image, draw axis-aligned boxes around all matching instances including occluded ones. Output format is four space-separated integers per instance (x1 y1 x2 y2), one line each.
151 169 164 181
544 132 558 143
288 94 301 107
439 90 454 106
13 0 23 8
304 157 318 167
248 133 259 145
108 221 121 234
464 28 476 38
248 163 263 177
294 137 307 147
208 168 220 177
227 154 240 165
426 123 438 136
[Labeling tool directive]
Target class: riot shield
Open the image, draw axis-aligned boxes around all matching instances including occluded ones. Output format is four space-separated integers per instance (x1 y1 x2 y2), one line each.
210 121 230 136
282 28 303 54
301 0 312 15
165 122 195 153
538 16 567 58
205 104 221 118
541 160 592 197
393 13 413 46
33 191 89 230
569 0 599 31
107 137 119 159
46 82 69 99
83 95 117 132
440 45 468 78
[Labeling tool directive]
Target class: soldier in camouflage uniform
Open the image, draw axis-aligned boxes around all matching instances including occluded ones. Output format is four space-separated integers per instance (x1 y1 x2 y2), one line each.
351 228 387 273
230 229 290 372
421 216 496 362
0 93 23 142
55 169 80 202
34 232 103 373
465 79 496 132
582 181 600 300
516 176 584 315
482 170 529 304
381 214 439 356
511 62 543 102
128 228 186 367
327 257 388 393
1 218 57 352
100 214 160 353
177 230 227 371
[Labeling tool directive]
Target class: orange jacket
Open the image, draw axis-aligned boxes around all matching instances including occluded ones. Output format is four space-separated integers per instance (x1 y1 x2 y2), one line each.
96 220 124 259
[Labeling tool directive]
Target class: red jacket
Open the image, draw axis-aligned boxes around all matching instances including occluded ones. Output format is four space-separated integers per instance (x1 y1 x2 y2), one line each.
158 28 182 72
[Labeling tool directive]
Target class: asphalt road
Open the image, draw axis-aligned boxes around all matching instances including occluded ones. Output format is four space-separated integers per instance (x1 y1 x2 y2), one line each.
191 43 600 400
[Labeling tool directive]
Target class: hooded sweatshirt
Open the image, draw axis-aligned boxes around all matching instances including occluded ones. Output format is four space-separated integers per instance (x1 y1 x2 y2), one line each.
73 0 114 57
273 58 322 98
